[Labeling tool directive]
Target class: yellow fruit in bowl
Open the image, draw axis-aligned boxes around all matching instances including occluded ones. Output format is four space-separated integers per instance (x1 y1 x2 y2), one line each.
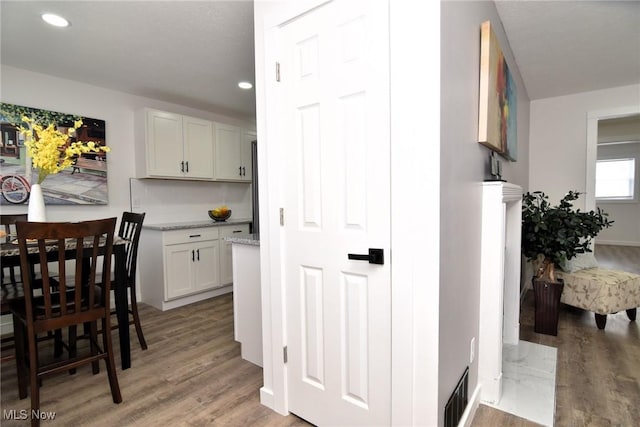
209 205 231 221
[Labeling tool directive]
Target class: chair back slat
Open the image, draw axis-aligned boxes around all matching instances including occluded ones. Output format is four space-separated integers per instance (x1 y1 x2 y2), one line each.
16 218 117 326
1 214 28 287
119 212 145 286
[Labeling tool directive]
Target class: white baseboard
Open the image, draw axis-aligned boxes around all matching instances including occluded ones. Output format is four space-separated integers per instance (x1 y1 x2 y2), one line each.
460 384 481 427
260 386 289 416
596 240 640 247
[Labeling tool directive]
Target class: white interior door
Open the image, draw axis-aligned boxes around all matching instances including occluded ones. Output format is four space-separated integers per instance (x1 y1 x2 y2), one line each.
278 1 391 425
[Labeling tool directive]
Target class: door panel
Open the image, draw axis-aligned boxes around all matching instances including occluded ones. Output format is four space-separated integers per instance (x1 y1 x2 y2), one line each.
183 116 214 179
165 243 194 300
279 0 391 425
147 111 182 177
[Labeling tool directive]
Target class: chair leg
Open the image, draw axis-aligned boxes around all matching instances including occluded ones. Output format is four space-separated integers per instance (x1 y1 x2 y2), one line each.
90 321 100 375
53 329 63 358
627 308 637 321
101 317 122 403
595 313 607 329
68 325 77 375
129 287 147 350
13 315 28 399
28 333 40 427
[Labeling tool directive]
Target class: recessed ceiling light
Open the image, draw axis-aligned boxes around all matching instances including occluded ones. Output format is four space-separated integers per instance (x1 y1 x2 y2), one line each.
238 81 253 90
42 13 70 28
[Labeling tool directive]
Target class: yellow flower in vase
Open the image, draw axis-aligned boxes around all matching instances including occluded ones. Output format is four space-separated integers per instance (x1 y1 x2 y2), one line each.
20 116 110 184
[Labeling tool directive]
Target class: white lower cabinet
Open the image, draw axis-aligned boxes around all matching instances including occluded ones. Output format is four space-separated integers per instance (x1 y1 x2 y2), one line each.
165 239 220 300
219 224 251 285
140 225 250 311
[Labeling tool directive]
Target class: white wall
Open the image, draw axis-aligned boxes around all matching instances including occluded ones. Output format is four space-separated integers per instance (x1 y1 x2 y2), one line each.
0 65 254 224
440 2 529 425
529 84 640 208
596 142 640 245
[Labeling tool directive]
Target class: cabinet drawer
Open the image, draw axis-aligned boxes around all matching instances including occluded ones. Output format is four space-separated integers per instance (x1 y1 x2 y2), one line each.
219 224 251 237
163 227 219 245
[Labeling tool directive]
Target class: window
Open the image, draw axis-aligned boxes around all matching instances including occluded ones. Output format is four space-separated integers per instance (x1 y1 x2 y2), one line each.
595 158 636 200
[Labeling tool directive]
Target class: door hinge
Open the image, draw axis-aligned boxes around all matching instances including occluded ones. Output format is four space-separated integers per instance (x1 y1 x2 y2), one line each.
283 346 288 363
279 208 284 226
276 62 281 82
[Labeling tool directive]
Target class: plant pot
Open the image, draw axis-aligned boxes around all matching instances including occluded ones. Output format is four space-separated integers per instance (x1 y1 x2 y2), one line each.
532 278 564 336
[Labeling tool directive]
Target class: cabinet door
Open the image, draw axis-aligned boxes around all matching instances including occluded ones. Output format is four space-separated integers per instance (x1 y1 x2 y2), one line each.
193 240 220 291
214 123 243 180
219 224 251 285
165 243 196 300
147 110 184 178
240 130 256 182
183 116 214 179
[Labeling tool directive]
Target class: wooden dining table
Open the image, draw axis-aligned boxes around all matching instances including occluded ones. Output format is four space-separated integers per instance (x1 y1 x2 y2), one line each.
1 236 133 370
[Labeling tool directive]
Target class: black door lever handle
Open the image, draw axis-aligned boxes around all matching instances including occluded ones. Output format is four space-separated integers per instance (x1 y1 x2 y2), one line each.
348 248 384 265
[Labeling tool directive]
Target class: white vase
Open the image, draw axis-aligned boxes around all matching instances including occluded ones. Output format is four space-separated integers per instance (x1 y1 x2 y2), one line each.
28 183 47 222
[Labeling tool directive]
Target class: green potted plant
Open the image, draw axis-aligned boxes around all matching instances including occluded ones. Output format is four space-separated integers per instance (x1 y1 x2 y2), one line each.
521 190 613 335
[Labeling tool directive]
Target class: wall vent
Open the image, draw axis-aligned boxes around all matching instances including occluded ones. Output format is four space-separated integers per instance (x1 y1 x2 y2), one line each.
444 366 469 427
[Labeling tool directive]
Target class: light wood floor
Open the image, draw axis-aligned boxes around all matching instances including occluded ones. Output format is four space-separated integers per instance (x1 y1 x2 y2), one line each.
1 294 309 426
1 244 638 426
473 244 640 426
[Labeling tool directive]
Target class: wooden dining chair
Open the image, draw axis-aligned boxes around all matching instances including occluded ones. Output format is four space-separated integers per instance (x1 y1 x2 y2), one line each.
0 214 27 360
103 212 147 350
1 213 28 289
11 218 122 426
1 214 64 362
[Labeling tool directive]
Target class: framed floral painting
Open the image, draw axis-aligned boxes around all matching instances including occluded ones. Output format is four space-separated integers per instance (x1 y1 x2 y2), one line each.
0 103 108 205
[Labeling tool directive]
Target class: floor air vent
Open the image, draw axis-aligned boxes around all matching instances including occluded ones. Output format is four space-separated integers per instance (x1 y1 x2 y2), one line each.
444 366 469 427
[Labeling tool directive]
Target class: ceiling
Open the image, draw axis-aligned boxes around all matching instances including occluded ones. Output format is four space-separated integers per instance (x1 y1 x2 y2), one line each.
1 1 257 119
494 0 640 100
1 1 639 120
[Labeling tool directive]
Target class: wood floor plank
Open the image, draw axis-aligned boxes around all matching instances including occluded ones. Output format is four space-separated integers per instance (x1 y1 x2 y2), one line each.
1 244 638 426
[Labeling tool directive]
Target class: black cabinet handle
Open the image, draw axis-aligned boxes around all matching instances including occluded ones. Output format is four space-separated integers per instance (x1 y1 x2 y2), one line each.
191 250 195 262
239 166 242 176
348 248 384 265
189 234 201 238
181 161 185 172
185 161 189 173
197 249 200 261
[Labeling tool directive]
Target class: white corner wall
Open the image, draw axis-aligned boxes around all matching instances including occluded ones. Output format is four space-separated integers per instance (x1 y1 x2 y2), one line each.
440 2 530 426
529 84 640 208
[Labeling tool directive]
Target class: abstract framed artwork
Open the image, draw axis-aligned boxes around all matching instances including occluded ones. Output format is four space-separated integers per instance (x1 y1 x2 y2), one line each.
478 20 517 161
0 103 108 205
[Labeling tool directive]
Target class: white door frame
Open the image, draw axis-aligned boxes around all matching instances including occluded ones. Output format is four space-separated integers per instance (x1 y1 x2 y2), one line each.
585 105 640 211
256 1 441 424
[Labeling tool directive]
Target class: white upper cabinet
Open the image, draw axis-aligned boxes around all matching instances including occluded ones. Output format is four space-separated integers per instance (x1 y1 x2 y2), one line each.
182 116 214 179
138 109 214 180
214 123 254 182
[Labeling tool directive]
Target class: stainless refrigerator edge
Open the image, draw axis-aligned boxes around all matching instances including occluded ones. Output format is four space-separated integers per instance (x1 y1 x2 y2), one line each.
251 140 259 235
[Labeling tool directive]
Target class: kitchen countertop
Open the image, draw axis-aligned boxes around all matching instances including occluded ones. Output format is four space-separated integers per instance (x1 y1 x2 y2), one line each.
143 219 252 231
224 233 260 246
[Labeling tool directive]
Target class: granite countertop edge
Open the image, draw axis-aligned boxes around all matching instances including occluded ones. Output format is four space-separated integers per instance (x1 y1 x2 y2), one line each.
224 233 260 246
143 219 252 231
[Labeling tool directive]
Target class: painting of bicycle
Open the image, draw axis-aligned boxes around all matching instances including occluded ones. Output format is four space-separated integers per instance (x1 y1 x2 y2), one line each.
0 103 108 205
